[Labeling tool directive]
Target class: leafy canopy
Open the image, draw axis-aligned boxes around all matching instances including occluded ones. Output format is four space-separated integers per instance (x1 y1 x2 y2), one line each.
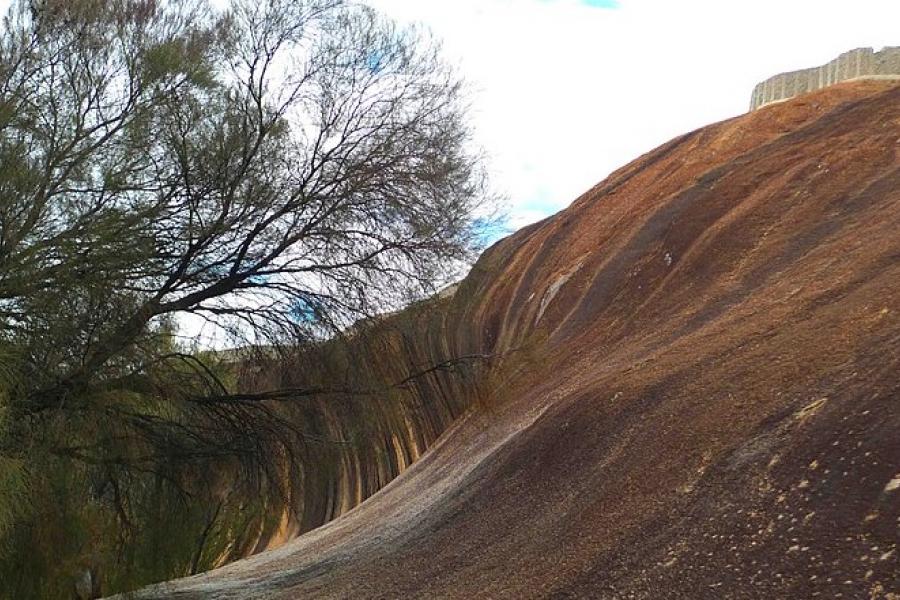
0 0 497 595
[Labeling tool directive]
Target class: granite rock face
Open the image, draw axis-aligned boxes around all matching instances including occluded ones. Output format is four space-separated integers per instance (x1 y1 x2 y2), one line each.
136 80 900 600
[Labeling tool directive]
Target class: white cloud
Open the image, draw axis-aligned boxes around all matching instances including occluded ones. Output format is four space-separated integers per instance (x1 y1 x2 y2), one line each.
365 0 900 229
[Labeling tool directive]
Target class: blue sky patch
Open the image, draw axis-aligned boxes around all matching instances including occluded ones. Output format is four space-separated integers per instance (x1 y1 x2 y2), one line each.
582 0 620 7
542 0 621 8
473 216 512 246
522 188 561 214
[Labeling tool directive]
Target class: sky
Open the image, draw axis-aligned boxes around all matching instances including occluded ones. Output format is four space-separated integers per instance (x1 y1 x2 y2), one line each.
4 0 895 230
363 0 900 231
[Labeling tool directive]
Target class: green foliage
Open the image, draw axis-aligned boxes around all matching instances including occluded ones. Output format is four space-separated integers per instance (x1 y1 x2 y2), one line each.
0 383 287 598
142 37 217 88
0 0 498 595
0 457 29 539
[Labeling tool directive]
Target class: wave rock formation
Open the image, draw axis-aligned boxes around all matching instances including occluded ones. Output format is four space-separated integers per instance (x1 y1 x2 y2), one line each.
137 80 900 599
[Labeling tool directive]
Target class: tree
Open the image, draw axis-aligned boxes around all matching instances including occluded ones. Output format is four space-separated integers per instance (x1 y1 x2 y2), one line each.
0 0 497 594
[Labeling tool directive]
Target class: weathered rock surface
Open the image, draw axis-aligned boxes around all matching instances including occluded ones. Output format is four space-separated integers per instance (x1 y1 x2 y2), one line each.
135 80 900 599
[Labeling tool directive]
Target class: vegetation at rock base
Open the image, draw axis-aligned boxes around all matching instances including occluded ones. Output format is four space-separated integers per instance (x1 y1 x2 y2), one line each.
0 0 499 595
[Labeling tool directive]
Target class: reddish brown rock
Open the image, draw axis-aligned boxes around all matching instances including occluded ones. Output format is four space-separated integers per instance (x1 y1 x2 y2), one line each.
138 80 900 599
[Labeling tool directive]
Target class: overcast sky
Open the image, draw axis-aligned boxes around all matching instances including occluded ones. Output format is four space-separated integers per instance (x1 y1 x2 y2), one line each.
5 0 894 230
365 0 900 230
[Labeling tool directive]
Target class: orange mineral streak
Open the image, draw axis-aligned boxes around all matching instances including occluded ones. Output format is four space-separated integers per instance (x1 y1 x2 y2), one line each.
137 81 900 599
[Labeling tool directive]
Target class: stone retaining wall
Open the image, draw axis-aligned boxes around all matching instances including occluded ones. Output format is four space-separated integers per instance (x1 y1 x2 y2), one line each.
750 46 900 111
